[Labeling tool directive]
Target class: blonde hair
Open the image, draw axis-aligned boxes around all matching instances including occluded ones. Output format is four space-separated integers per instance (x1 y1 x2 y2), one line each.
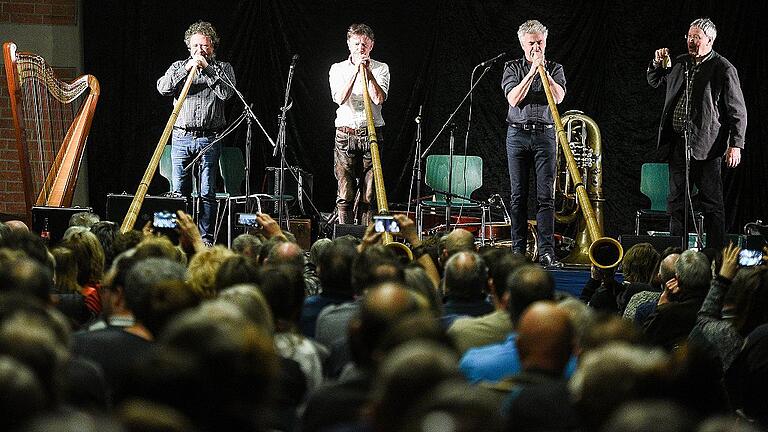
187 246 235 299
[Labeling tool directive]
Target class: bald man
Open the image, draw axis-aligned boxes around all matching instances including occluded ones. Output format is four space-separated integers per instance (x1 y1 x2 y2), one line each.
503 301 580 431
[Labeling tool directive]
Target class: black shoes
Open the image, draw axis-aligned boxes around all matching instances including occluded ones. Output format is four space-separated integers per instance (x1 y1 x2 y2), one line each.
539 253 563 268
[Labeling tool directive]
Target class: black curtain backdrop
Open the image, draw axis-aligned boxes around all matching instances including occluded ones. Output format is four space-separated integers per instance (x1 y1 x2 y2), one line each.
83 1 767 238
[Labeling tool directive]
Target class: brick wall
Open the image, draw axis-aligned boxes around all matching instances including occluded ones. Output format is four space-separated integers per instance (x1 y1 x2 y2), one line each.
0 0 79 218
0 0 78 26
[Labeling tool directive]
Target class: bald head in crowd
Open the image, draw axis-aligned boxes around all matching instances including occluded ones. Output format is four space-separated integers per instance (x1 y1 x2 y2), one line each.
443 251 488 301
266 241 304 268
3 220 29 233
506 264 555 325
658 253 680 284
516 301 574 373
439 229 476 264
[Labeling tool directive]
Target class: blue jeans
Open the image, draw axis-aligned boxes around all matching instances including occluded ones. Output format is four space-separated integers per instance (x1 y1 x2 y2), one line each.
506 125 557 256
171 130 221 240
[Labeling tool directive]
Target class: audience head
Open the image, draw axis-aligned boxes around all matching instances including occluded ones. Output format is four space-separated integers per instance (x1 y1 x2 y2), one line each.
505 264 555 325
317 240 358 297
369 340 461 431
88 221 119 272
217 284 274 334
112 230 144 258
349 282 421 368
215 254 259 291
621 243 660 284
0 230 48 266
0 355 47 430
403 379 503 432
658 253 680 284
674 249 711 295
600 400 695 432
257 264 305 329
0 252 53 303
68 211 100 228
4 220 30 233
265 241 305 268
351 245 404 294
483 249 526 305
569 342 671 431
133 236 186 265
438 229 475 265
578 313 644 357
60 230 105 286
403 265 442 317
724 266 768 337
49 246 80 294
231 233 262 259
309 237 333 267
125 258 197 336
186 246 235 299
442 251 488 301
516 301 574 373
0 222 10 239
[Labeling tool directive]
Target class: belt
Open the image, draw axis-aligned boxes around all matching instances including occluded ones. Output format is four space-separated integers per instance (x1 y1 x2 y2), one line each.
510 123 554 131
173 127 221 137
336 126 369 135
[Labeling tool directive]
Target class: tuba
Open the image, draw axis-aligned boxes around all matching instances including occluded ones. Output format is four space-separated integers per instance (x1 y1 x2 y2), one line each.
537 66 622 269
555 111 606 264
359 63 413 260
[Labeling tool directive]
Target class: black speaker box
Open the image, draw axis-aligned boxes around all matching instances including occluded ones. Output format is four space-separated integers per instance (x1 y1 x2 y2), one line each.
619 234 683 254
333 223 366 239
106 194 188 228
32 206 93 244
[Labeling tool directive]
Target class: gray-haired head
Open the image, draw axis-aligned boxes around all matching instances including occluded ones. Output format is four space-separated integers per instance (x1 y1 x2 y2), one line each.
518 20 548 43
690 18 717 42
675 249 711 292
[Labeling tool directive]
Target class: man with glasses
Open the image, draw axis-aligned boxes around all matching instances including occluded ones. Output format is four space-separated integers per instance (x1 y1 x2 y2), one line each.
647 18 747 250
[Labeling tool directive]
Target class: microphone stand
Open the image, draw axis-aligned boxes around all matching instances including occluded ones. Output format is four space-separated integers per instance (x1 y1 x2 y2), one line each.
418 55 499 235
210 62 277 212
408 106 423 236
682 59 704 250
275 56 298 229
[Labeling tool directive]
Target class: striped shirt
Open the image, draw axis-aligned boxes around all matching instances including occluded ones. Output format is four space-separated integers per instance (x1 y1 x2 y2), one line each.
156 58 235 130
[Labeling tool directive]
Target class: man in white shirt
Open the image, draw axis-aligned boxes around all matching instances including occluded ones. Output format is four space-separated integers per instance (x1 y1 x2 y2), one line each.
328 23 390 225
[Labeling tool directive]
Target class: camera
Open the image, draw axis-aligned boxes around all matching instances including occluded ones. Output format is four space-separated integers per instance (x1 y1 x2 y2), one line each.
236 213 259 227
738 249 763 267
373 215 400 233
153 211 178 230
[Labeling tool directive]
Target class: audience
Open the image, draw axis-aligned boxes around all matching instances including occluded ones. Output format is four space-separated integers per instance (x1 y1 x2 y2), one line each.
0 207 765 432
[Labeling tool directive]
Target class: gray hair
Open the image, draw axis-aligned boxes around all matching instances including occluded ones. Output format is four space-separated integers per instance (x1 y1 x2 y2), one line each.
442 251 488 300
691 18 717 42
675 249 711 292
517 20 548 43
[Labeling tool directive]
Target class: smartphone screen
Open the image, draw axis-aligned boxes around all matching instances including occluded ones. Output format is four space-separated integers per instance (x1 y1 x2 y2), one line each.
153 211 177 229
739 249 762 267
237 213 259 227
373 215 399 233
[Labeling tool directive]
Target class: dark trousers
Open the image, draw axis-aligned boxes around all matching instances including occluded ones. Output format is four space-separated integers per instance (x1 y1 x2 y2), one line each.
334 128 382 225
506 125 557 255
668 137 725 249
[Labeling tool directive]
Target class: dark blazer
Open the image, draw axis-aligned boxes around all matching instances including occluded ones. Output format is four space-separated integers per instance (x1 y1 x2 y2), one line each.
647 51 747 161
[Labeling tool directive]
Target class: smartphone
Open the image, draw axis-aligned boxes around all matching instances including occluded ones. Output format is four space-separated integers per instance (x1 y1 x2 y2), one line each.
236 213 259 227
153 211 178 230
739 249 763 267
373 215 400 233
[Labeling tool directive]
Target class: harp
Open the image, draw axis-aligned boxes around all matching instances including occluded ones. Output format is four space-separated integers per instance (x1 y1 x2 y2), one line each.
3 41 99 224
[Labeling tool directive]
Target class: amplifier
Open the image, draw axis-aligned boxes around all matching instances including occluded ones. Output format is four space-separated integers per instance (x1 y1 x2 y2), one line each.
333 223 366 240
32 206 93 244
106 194 188 228
619 234 682 254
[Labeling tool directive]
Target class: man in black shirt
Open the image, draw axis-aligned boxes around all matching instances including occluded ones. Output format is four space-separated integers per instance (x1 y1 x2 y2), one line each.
501 20 566 267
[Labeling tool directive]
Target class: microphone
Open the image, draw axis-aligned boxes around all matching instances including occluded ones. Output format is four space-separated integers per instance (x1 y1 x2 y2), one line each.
477 52 508 67
290 54 299 69
415 105 423 124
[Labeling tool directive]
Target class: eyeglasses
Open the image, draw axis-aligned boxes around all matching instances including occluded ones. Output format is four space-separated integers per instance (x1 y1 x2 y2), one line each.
683 34 706 42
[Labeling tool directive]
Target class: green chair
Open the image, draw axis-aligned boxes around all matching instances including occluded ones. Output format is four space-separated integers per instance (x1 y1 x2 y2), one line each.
635 162 703 235
158 144 174 192
416 155 490 242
